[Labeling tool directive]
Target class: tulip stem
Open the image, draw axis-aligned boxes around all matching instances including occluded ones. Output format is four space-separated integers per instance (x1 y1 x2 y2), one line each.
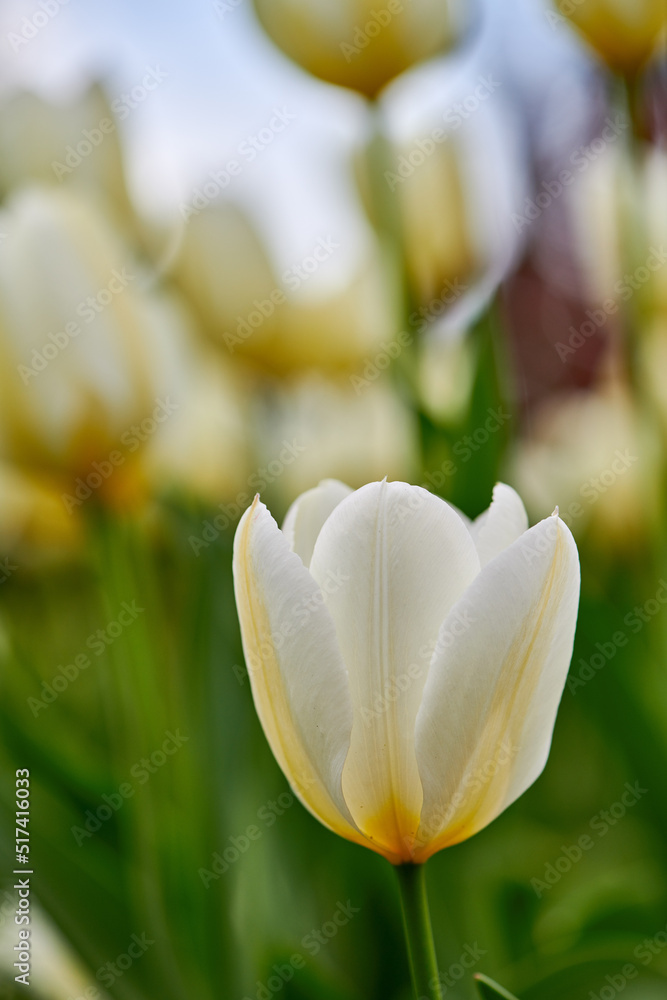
395 863 443 1000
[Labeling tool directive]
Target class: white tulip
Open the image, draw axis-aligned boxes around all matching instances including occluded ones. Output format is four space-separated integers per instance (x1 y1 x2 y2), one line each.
558 0 665 76
250 372 418 500
0 186 188 481
233 479 580 863
252 0 469 98
510 381 659 552
171 202 398 374
0 85 137 238
142 347 252 505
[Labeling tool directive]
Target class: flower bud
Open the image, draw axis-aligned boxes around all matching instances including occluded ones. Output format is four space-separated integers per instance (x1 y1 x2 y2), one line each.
0 186 191 501
558 0 666 77
172 201 398 373
0 85 137 239
252 0 470 97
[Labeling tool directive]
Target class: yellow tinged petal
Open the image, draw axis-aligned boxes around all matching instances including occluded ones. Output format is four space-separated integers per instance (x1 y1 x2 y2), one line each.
308 481 480 861
233 497 386 856
414 513 580 861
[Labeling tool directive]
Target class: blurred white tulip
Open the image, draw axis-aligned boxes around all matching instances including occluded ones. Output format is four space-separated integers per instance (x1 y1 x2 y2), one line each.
566 142 627 306
252 0 471 98
171 201 399 373
638 317 667 439
417 332 475 424
0 464 81 562
367 64 526 337
643 146 667 318
251 372 418 502
142 347 252 505
552 140 666 336
556 0 666 76
0 186 249 512
510 381 660 550
0 904 104 1000
0 85 138 238
393 136 476 304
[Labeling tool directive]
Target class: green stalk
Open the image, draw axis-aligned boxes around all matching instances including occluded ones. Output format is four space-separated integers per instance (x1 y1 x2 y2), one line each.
395 863 443 1000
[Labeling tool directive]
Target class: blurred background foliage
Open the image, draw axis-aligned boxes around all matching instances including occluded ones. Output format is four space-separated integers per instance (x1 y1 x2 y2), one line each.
0 0 665 997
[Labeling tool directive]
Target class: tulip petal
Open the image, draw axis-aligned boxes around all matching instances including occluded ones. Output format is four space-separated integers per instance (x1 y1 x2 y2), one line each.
233 497 372 851
469 483 529 567
308 481 480 861
414 514 579 861
282 479 353 568
445 500 472 528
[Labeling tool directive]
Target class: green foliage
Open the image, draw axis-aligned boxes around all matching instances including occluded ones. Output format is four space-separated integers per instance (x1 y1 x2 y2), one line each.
0 335 666 998
474 973 520 999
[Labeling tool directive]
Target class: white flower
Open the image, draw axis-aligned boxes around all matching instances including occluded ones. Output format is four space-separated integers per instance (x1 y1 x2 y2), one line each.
233 480 580 863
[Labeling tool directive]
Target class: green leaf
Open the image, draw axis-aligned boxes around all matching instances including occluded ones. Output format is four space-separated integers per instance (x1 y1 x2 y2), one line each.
474 973 520 999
